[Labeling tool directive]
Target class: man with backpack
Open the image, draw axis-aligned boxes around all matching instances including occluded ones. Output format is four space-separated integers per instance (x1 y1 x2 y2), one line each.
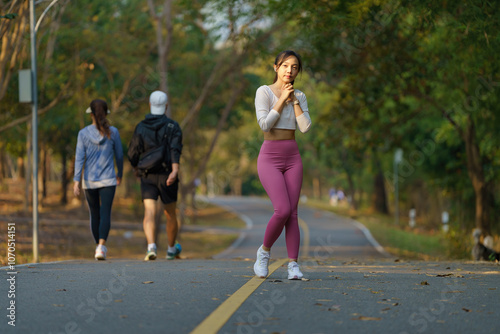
127 90 183 261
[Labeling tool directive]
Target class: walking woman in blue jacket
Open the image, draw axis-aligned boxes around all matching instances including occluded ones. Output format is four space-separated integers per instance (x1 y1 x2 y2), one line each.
73 99 123 260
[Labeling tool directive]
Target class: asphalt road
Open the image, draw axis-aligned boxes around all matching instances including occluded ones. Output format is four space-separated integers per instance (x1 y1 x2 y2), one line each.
1 196 499 334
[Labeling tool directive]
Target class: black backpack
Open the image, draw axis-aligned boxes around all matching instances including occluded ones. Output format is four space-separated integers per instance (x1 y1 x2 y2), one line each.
136 123 174 176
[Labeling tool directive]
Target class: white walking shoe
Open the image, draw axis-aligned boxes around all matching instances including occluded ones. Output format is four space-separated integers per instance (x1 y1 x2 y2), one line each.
95 245 107 260
287 261 303 280
254 245 270 278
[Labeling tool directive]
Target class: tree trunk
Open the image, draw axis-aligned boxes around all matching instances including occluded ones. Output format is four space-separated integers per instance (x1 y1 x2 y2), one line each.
24 122 31 212
345 171 357 210
0 147 4 180
17 157 25 179
340 149 358 210
42 147 47 199
148 0 173 117
61 149 68 205
373 151 389 214
463 117 490 235
233 177 242 196
312 177 321 199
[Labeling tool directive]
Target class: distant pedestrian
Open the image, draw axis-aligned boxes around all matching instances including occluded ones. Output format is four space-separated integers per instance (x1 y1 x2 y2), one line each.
127 91 183 261
253 50 312 280
73 99 124 260
329 187 338 206
337 189 345 202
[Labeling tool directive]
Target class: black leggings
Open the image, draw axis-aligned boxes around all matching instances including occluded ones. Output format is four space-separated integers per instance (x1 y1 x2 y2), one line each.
84 186 116 244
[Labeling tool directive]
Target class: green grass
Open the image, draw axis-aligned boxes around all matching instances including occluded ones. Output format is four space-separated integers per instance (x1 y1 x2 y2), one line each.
306 199 451 260
359 217 448 260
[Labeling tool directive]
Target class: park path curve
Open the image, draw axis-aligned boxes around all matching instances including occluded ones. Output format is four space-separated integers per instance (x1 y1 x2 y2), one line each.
207 195 388 260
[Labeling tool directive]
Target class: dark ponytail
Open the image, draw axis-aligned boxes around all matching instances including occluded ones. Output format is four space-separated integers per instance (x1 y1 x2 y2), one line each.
273 50 303 85
90 99 111 139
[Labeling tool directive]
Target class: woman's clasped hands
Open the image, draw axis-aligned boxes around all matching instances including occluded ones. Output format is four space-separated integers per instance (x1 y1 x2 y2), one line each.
280 83 296 103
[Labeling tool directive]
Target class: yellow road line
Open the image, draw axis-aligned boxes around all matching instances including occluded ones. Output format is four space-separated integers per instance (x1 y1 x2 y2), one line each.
190 258 288 334
298 217 310 258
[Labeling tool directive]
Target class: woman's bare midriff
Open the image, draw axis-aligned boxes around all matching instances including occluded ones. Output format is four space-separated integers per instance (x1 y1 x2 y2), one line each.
263 128 295 141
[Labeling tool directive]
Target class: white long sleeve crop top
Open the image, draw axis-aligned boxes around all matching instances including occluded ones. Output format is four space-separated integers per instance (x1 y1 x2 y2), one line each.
255 85 312 133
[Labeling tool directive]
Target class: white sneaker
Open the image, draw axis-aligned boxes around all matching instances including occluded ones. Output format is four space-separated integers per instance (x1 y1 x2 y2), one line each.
288 261 303 280
254 245 270 278
95 245 107 260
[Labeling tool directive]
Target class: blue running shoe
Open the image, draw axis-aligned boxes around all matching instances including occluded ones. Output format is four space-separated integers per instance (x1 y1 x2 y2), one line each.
166 242 182 260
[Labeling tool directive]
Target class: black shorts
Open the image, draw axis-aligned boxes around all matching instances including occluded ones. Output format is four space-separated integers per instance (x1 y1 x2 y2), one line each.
140 173 178 204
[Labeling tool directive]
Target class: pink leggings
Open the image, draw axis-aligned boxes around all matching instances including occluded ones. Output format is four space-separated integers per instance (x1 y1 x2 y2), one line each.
257 140 303 259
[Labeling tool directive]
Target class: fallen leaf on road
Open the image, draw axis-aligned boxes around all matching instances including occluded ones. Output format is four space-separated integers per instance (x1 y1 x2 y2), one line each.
462 308 472 312
435 274 453 277
301 278 310 281
352 316 381 321
488 288 497 290
381 308 391 311
328 305 341 312
119 315 128 319
420 281 429 285
114 300 123 303
315 303 323 306
317 299 333 302
212 298 220 301
56 289 66 291
269 279 282 283
142 281 154 284
445 290 463 293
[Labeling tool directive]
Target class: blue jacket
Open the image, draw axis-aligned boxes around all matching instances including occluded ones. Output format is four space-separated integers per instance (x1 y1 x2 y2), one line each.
74 125 123 189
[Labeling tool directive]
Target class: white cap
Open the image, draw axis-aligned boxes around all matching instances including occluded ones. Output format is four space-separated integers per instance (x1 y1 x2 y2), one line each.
86 107 110 114
149 91 168 115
